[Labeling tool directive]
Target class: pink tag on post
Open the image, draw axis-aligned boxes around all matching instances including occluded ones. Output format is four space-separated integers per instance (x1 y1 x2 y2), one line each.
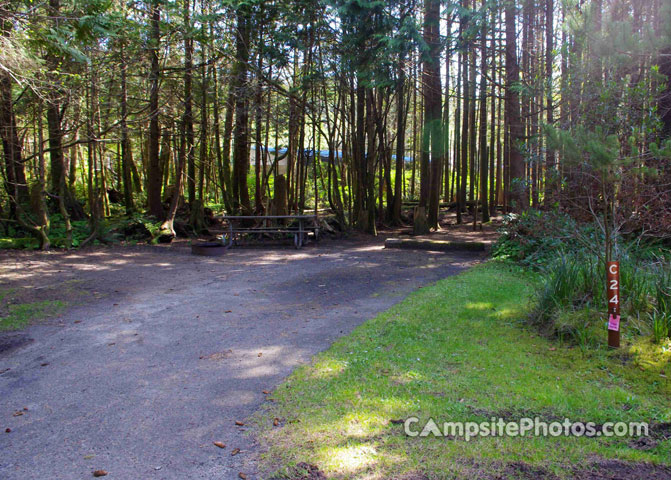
608 314 620 332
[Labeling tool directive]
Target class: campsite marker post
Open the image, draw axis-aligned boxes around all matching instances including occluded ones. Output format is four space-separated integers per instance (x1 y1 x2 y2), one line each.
607 261 620 348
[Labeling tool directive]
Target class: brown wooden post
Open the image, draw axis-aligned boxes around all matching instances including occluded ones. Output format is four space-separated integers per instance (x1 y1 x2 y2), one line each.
607 261 620 348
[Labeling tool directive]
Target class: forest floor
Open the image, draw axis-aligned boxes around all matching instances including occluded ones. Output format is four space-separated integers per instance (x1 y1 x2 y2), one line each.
390 210 502 247
0 233 485 479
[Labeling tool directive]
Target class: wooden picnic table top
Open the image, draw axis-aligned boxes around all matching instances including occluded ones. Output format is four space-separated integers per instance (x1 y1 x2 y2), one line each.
220 215 318 220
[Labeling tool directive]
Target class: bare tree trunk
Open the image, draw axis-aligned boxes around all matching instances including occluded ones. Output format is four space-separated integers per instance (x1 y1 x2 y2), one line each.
479 15 490 224
544 0 556 202
391 52 407 225
459 3 470 222
120 43 134 214
425 0 442 231
146 0 163 218
505 0 527 211
232 5 251 213
198 12 209 202
0 55 28 215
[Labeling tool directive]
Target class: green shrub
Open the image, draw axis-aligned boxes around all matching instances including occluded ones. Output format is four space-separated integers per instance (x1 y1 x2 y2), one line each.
505 210 671 346
492 209 577 268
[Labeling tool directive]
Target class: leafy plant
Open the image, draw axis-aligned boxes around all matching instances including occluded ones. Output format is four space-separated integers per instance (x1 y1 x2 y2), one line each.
650 310 670 344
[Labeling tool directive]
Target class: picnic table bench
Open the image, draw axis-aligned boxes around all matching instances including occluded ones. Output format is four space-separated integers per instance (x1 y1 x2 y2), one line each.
220 215 319 249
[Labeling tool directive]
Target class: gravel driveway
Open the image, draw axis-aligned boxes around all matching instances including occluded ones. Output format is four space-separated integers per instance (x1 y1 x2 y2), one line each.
0 239 481 479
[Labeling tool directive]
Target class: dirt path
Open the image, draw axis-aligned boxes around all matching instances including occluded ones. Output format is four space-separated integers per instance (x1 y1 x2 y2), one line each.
0 238 482 479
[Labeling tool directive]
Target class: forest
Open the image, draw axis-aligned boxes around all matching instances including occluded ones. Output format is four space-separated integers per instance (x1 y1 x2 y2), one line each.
2 2 671 478
1 0 669 249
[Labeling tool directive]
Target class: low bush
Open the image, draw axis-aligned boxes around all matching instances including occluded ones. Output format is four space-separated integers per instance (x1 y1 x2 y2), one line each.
494 209 671 347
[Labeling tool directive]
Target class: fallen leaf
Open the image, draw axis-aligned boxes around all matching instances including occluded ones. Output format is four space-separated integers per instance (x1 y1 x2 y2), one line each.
200 350 233 361
107 343 115 346
238 473 247 479
235 421 244 426
41 363 49 367
5 428 11 433
548 347 556 351
93 470 108 477
257 352 262 357
74 320 82 324
389 419 404 425
12 411 23 417
213 441 226 449
225 310 232 313
262 390 270 394
231 448 240 456
273 418 279 427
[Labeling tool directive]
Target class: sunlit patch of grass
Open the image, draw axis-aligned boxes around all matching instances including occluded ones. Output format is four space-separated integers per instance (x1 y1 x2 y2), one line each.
630 337 671 374
309 357 350 379
254 261 671 479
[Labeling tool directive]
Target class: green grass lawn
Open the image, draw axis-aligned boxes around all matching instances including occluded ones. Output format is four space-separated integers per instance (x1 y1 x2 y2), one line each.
254 262 671 479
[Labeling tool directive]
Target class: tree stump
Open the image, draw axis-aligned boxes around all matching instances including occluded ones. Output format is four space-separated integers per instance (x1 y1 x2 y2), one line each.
413 206 430 235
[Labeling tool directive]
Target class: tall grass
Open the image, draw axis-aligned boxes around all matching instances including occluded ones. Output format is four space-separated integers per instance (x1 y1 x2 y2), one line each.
495 210 671 346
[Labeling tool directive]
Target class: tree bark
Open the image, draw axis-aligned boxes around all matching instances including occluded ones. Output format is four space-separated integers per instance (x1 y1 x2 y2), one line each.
146 0 163 218
0 56 28 215
505 0 527 211
424 0 443 231
120 43 134 214
479 14 490 223
183 0 195 203
231 5 252 213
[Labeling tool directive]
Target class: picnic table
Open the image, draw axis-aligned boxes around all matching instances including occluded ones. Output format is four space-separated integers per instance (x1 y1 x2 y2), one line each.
220 215 319 249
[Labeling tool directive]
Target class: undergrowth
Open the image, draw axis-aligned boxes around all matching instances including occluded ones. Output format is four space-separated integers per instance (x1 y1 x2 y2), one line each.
493 209 671 349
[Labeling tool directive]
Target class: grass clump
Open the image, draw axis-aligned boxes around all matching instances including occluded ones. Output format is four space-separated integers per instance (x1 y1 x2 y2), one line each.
0 299 65 331
254 263 671 479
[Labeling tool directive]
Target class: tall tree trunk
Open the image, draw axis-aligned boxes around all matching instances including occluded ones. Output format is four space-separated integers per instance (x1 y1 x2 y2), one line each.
146 0 163 218
198 19 208 202
391 52 407 225
232 4 251 213
454 47 463 223
0 52 29 215
544 0 556 201
254 28 264 212
120 43 134 214
353 81 367 230
221 78 235 212
459 12 470 223
424 0 442 231
505 0 527 211
183 0 195 203
479 14 490 223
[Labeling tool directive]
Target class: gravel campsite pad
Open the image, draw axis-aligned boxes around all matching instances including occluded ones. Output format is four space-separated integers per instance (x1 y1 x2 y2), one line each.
0 239 481 479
